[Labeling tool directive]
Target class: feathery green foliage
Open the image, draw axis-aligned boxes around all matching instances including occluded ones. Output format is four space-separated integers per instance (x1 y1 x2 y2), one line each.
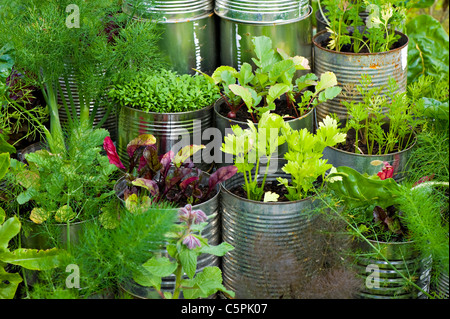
0 0 166 152
397 182 449 276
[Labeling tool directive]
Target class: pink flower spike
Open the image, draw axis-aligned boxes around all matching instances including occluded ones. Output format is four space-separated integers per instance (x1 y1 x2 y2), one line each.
183 234 201 250
103 136 126 170
193 209 207 224
179 204 193 222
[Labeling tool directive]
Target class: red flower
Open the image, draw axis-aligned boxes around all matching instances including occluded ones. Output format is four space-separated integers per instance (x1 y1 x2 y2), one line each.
103 136 126 170
377 161 394 180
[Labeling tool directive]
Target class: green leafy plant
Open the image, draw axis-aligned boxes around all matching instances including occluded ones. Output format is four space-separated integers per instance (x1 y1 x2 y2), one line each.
406 14 449 84
339 74 423 155
131 202 234 299
326 164 415 241
108 69 220 113
221 111 346 202
0 154 63 299
203 36 340 121
277 116 347 201
9 127 118 227
221 111 289 201
319 0 409 53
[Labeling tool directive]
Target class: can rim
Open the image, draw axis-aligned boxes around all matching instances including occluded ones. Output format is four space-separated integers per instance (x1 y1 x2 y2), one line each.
215 4 312 24
312 29 409 56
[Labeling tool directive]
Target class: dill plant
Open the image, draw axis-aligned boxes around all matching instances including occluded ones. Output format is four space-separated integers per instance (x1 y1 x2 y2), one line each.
0 0 166 153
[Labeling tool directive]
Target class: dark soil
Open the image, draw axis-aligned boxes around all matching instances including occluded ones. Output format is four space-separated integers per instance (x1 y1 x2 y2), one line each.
318 32 404 54
121 183 216 208
229 180 291 202
337 127 414 155
219 97 309 123
228 179 321 202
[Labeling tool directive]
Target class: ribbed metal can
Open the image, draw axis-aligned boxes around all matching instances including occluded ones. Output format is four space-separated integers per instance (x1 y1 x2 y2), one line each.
117 104 214 170
355 239 432 299
213 97 315 167
115 173 220 299
322 139 416 181
437 270 449 299
57 70 117 140
123 0 214 20
313 29 409 122
216 4 312 72
220 161 321 298
123 0 218 75
215 0 310 23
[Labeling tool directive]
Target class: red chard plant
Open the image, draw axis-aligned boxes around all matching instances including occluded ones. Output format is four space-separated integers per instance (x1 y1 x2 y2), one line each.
104 134 237 206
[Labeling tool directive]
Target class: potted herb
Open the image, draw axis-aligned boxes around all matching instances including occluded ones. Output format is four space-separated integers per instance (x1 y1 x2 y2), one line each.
1 45 48 153
202 35 341 165
326 165 435 299
125 201 235 299
323 74 421 180
104 133 237 292
219 111 347 298
0 0 166 154
0 153 64 299
109 68 220 170
9 126 118 250
313 0 409 122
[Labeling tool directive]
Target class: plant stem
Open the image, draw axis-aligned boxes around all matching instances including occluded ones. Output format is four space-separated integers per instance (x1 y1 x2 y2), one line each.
172 263 184 299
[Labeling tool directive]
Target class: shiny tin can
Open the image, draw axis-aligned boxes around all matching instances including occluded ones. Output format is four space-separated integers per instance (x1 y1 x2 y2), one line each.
220 161 321 298
312 29 409 122
322 139 416 182
215 0 310 23
355 239 432 299
216 4 313 72
117 104 214 170
123 1 218 75
57 70 117 140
